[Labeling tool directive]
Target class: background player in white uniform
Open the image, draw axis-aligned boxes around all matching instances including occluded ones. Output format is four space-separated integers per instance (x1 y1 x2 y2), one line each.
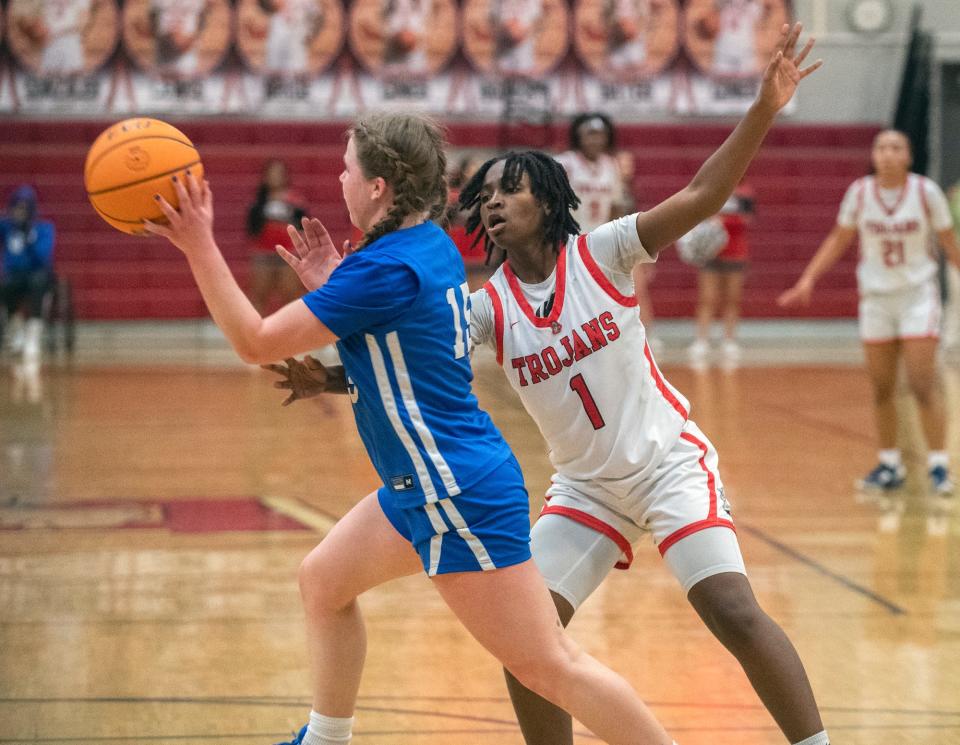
493 0 542 75
712 0 764 76
556 113 662 351
275 24 830 745
150 0 209 77
263 0 323 76
780 129 960 496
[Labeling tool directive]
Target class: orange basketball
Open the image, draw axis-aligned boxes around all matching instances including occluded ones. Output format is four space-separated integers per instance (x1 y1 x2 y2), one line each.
84 118 204 236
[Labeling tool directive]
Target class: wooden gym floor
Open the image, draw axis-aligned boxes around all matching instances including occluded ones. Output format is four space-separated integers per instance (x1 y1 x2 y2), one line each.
1 320 958 745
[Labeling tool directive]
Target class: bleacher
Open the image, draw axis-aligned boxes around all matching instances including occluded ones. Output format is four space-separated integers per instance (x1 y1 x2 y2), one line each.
0 120 879 319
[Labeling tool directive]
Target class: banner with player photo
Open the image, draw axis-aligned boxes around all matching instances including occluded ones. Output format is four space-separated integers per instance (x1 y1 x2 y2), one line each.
0 0 794 119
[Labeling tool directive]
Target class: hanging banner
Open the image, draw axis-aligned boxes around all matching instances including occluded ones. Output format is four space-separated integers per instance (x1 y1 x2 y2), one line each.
233 0 346 114
0 0 795 119
4 0 120 113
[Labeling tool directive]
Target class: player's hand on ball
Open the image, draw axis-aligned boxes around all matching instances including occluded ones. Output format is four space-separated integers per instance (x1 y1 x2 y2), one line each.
262 355 330 406
277 217 349 292
144 171 215 255
755 22 822 115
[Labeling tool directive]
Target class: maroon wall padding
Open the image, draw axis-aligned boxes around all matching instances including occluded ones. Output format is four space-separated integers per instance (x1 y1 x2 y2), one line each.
0 119 878 319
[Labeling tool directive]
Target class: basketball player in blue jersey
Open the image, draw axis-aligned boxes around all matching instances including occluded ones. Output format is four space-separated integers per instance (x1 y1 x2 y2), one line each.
145 113 680 745
270 25 832 745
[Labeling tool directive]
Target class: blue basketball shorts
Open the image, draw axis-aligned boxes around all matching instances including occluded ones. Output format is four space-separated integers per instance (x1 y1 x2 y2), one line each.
378 454 532 576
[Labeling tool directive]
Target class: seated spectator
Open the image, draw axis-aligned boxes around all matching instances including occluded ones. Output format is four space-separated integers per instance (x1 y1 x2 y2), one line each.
1 185 54 362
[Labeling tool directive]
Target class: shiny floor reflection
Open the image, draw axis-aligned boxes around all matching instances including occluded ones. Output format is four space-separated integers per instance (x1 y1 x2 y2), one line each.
1 336 958 744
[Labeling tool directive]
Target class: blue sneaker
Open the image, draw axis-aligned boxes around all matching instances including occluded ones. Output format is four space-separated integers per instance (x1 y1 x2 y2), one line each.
274 724 308 745
857 463 906 492
929 465 955 496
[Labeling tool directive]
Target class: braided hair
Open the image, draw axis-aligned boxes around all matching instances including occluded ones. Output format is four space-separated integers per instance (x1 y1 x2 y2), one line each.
458 150 581 262
349 112 449 250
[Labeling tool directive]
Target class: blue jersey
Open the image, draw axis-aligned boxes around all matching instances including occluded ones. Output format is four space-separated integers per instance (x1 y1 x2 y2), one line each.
303 221 513 508
1 219 54 275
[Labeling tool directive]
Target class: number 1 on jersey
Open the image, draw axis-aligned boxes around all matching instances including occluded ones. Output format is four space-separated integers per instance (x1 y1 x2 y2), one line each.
570 373 605 430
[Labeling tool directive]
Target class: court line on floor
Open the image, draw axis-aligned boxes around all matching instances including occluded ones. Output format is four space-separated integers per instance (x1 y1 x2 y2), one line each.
738 522 908 615
4 723 960 744
3 695 958 718
757 400 874 445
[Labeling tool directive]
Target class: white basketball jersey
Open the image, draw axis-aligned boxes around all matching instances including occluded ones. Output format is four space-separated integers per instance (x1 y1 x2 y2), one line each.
841 175 944 295
555 151 624 232
481 233 689 497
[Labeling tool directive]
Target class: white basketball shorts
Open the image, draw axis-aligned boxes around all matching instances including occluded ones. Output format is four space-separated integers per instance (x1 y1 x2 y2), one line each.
859 280 942 344
531 420 745 610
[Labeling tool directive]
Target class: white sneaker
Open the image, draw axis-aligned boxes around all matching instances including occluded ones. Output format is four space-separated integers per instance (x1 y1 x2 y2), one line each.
721 340 742 367
23 318 43 363
687 339 710 364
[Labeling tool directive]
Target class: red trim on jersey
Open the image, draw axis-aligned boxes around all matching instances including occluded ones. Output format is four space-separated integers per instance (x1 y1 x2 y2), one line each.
658 519 737 557
540 504 634 570
643 341 689 420
657 429 735 556
872 175 911 217
854 178 866 221
680 430 718 518
576 233 639 307
502 245 568 329
917 175 932 221
483 282 505 366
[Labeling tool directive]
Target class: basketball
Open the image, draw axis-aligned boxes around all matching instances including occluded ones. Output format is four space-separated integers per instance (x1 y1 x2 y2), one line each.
84 118 204 235
676 216 728 267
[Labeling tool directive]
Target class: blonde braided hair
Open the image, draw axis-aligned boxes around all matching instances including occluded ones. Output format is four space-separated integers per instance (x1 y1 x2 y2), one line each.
349 112 449 250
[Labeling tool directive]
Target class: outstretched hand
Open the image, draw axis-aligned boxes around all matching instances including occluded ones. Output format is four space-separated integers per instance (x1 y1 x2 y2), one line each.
143 171 216 255
755 22 822 115
277 218 356 292
776 277 815 309
262 355 330 406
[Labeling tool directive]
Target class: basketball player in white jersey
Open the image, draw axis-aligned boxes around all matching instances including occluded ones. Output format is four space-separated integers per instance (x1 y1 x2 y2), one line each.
263 0 323 76
273 23 831 745
605 0 648 73
779 130 960 496
555 113 661 351
492 0 542 75
27 0 91 75
150 0 209 77
712 0 764 76
381 0 429 75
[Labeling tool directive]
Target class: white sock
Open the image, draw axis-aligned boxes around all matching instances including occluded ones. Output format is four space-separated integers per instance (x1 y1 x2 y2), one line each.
928 451 950 469
878 449 902 468
792 731 829 745
302 711 354 745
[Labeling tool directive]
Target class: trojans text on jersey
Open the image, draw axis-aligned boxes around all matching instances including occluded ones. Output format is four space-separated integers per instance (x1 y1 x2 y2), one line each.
510 311 621 386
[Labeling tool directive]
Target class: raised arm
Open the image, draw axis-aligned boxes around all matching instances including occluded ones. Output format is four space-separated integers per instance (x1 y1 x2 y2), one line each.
776 224 857 308
145 173 338 364
634 23 821 257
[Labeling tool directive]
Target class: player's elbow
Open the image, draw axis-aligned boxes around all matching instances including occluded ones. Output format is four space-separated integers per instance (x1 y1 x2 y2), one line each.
234 344 265 365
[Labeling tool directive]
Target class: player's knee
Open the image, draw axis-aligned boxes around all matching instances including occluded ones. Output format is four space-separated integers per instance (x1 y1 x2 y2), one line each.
871 381 896 405
503 637 581 706
705 593 765 648
298 552 352 614
907 377 936 405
